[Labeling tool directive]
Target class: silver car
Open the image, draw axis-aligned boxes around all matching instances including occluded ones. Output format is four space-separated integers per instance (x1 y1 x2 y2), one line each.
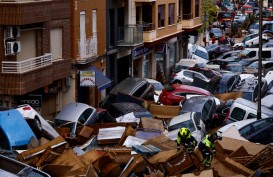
164 112 206 143
54 102 97 137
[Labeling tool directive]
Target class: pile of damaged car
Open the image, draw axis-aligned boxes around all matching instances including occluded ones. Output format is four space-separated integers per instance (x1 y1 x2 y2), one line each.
1 73 273 177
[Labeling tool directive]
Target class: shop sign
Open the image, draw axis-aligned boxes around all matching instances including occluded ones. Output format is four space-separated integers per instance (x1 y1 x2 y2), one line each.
133 46 150 59
80 70 95 87
20 94 42 107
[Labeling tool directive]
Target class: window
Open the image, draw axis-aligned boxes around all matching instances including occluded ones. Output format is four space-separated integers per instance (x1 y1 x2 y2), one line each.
230 107 246 121
168 3 175 25
247 113 256 119
109 9 115 46
78 108 93 124
158 5 165 28
133 83 148 97
194 73 206 80
184 71 194 78
195 0 199 17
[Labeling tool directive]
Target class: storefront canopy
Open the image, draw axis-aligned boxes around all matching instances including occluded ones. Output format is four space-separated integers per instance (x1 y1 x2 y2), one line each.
84 66 112 91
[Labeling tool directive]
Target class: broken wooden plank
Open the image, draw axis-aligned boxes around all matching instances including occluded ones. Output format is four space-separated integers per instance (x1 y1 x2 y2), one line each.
147 104 180 119
181 169 217 177
224 157 254 176
212 158 246 177
216 137 266 156
139 117 164 132
143 134 177 151
119 155 147 177
17 136 67 165
244 144 273 169
92 152 122 177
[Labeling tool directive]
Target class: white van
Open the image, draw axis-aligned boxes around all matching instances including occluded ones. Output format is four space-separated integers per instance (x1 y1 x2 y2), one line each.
238 47 273 60
187 43 209 64
226 98 273 124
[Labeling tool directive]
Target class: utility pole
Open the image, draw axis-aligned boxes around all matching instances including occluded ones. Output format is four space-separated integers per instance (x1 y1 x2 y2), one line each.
257 0 263 119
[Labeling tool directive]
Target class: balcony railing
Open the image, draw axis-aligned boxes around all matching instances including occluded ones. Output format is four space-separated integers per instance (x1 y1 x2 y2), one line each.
182 13 193 20
142 22 155 31
78 33 97 59
2 53 52 74
177 15 182 23
117 24 143 47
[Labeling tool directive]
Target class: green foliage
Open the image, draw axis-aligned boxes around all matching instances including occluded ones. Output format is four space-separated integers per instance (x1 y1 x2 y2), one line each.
199 0 219 32
241 14 257 30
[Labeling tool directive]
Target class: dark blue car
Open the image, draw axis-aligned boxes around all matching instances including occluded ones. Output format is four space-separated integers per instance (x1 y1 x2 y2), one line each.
239 117 273 144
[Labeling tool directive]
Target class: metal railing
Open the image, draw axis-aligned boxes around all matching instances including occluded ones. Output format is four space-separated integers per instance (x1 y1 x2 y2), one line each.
78 33 97 59
177 15 182 23
2 53 52 73
117 24 143 46
182 13 193 20
142 22 155 31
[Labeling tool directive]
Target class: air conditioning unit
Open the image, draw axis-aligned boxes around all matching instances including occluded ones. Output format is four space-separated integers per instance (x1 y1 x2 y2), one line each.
6 41 21 55
5 26 20 39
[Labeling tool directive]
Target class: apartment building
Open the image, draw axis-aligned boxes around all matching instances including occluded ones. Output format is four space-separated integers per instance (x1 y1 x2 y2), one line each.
0 0 71 119
70 0 111 107
106 0 202 85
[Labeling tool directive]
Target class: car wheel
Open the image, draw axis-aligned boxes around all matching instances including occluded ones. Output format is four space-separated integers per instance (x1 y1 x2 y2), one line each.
31 118 43 138
173 80 182 85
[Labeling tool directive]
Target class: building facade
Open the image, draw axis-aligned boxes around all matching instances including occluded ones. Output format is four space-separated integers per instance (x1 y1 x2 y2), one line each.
105 0 202 88
70 0 110 108
0 0 71 120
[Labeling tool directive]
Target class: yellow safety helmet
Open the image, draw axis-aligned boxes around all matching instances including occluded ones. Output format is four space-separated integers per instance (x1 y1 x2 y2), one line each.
179 127 190 139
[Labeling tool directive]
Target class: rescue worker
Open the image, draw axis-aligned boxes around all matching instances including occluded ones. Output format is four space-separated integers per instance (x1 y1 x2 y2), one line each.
198 131 222 167
177 127 197 153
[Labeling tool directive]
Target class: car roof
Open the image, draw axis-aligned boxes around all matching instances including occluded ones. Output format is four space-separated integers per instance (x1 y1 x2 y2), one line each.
144 78 160 84
233 98 273 115
171 84 211 95
181 96 215 112
110 77 148 95
55 102 95 122
261 94 273 108
168 112 192 126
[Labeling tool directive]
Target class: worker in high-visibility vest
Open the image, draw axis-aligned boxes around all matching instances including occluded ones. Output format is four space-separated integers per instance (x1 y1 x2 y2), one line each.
177 127 197 153
198 131 222 167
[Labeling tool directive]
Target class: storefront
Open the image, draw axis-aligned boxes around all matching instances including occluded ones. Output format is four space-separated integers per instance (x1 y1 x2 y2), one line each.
155 43 167 83
132 46 152 78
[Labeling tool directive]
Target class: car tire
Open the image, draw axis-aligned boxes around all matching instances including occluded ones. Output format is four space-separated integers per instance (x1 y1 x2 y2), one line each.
31 118 43 138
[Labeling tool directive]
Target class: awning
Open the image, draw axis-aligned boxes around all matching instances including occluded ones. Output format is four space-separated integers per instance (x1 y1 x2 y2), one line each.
85 66 112 91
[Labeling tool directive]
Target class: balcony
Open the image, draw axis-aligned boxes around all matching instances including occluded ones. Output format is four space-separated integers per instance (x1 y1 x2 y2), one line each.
117 24 143 47
182 13 202 29
1 53 71 95
77 33 98 64
177 15 183 31
142 22 156 42
2 53 52 74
